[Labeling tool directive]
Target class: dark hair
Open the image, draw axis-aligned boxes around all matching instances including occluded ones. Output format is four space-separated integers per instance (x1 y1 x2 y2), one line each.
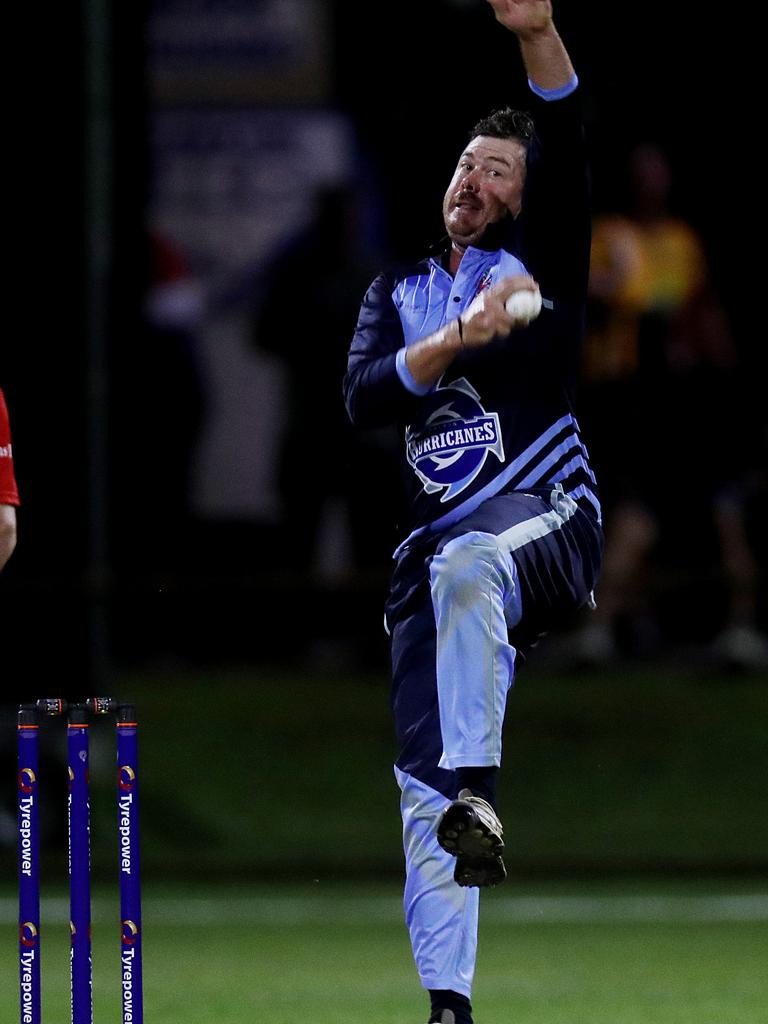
469 107 534 148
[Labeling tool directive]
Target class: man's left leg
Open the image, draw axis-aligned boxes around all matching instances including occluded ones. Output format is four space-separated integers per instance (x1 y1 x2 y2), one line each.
431 487 597 884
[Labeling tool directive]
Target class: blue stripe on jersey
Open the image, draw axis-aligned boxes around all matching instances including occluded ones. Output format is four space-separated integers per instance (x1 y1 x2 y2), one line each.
566 483 602 521
514 431 601 523
516 438 596 490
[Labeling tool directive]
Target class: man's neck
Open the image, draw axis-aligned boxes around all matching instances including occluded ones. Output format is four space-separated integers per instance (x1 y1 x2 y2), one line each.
448 243 466 276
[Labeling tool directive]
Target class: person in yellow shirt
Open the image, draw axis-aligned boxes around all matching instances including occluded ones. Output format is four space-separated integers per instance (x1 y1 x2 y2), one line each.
577 143 767 668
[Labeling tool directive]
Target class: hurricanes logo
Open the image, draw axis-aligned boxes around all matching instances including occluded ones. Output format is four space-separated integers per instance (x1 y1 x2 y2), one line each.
18 768 36 794
122 920 139 945
20 922 38 947
119 766 136 792
476 269 494 295
406 378 504 501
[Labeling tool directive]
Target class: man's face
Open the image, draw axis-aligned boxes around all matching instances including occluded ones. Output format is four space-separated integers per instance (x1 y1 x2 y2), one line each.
442 135 527 249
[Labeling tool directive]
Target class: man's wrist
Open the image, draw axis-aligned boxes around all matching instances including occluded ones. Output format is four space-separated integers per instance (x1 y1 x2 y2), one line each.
514 19 557 45
445 318 464 352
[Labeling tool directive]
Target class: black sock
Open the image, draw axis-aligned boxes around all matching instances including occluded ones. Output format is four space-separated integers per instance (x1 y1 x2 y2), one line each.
428 989 473 1024
454 765 498 808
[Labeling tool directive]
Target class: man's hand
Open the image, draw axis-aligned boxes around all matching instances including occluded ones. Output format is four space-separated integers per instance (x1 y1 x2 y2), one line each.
403 275 541 388
486 0 573 91
486 0 553 39
460 275 541 347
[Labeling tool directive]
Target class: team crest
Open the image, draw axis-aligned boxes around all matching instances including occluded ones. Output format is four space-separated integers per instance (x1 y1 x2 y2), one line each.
406 378 504 501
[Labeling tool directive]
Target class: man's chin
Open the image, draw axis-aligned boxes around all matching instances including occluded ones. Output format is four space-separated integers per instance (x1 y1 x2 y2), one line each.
446 213 514 252
445 219 486 249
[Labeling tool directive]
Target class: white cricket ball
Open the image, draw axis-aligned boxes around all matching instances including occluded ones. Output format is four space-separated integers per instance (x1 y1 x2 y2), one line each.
505 288 542 324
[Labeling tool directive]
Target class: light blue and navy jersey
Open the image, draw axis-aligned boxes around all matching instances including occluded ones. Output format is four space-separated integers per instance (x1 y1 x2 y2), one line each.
344 83 600 552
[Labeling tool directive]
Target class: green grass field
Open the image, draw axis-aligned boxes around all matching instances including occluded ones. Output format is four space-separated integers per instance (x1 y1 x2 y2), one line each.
2 879 767 1023
3 663 767 1020
8 663 762 882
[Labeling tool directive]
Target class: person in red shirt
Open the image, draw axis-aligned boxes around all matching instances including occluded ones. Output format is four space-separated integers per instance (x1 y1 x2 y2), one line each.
0 387 19 570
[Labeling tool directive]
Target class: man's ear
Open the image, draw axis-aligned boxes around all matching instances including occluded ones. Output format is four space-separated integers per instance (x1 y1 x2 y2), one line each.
506 197 522 220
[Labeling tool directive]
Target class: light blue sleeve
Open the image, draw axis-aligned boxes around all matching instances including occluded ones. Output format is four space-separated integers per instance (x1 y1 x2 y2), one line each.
528 73 578 101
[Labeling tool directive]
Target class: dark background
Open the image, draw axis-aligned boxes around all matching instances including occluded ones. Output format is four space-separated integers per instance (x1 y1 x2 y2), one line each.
1 0 767 891
2 0 765 685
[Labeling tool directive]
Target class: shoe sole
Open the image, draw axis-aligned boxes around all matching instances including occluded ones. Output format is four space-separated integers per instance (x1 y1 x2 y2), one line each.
437 800 507 888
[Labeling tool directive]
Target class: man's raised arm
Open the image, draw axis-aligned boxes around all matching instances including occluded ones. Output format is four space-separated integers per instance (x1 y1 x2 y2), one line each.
486 0 575 91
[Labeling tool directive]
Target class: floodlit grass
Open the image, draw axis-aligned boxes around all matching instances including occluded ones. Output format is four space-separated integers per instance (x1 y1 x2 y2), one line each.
2 879 767 1023
3 663 766 1020
4 665 767 884
21 663 760 880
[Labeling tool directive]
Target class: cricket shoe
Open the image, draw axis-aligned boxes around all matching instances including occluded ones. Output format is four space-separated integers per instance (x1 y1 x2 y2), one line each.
437 789 506 887
427 1011 458 1024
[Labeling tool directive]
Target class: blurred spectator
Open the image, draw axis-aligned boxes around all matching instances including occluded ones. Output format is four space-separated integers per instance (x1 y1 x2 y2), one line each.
576 143 767 668
252 183 403 580
0 387 20 570
111 230 208 577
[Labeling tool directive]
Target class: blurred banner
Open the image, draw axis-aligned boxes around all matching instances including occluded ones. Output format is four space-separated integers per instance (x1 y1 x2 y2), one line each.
147 0 358 520
148 0 330 103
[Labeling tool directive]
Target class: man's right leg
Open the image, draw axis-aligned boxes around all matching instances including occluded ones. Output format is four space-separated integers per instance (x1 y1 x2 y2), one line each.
395 767 480 1000
388 562 479 1012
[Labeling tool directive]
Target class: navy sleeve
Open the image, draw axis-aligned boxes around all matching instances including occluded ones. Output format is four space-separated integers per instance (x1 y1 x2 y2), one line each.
519 88 591 301
343 272 424 428
486 87 589 380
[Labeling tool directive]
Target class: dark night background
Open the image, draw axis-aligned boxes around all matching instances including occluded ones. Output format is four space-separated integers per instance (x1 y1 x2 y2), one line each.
2 0 765 690
1 12 767 1021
